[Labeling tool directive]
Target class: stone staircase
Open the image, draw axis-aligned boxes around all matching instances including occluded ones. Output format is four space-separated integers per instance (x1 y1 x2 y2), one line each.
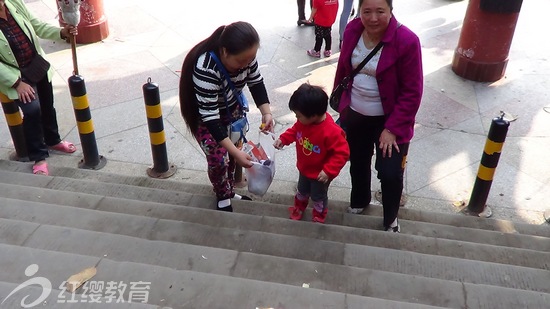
0 159 549 308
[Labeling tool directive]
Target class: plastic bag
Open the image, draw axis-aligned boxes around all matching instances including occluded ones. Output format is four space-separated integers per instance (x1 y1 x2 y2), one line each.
243 132 276 196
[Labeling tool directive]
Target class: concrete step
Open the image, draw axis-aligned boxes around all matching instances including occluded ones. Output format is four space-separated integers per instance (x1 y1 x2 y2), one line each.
4 214 550 295
1 164 549 241
1 197 550 296
3 191 550 272
2 160 550 307
2 171 550 262
0 245 443 309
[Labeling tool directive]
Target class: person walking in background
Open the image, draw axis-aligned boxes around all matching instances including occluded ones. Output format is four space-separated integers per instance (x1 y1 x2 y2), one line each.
274 83 349 223
179 21 274 212
0 0 78 176
296 0 314 26
338 0 357 49
333 0 423 232
306 0 339 58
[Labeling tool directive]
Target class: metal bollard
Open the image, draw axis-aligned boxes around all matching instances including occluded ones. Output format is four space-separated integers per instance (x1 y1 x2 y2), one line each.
0 93 28 161
68 75 107 170
142 78 176 178
466 113 510 217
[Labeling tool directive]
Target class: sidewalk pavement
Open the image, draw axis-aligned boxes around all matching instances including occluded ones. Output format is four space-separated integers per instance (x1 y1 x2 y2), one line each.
1 0 549 225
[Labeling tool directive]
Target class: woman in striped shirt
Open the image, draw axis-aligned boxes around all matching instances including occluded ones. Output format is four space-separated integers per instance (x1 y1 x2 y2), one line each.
179 21 274 212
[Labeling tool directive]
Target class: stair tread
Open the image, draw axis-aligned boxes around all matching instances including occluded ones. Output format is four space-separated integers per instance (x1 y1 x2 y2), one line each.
2 159 550 308
1 220 548 295
0 245 446 309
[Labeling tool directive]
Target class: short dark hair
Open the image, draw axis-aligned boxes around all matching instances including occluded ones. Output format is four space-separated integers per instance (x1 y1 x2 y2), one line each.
358 0 393 11
288 83 328 118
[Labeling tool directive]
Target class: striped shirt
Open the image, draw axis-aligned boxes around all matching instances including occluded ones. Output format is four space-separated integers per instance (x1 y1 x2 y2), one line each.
193 51 268 141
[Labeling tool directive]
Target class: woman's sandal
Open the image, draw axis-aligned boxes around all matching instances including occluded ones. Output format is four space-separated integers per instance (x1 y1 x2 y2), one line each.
32 162 49 176
49 141 77 153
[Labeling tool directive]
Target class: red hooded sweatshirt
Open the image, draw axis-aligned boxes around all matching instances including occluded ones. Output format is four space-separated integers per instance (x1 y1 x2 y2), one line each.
279 113 349 180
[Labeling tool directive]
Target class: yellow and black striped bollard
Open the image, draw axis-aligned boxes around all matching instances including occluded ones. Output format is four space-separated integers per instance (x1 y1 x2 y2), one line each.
466 114 510 217
0 92 28 161
68 75 107 169
143 78 176 178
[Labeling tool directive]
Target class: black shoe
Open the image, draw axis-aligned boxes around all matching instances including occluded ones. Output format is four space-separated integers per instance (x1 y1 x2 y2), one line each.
346 206 366 214
385 219 400 233
232 193 252 201
385 224 400 233
216 205 233 212
297 19 314 26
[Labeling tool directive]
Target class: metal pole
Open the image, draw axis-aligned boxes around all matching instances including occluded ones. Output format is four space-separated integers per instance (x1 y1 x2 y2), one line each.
466 114 510 216
0 93 28 161
68 75 106 170
142 78 176 179
58 0 81 75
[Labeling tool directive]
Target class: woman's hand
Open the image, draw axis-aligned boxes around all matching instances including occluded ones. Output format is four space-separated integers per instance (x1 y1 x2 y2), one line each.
220 138 253 168
379 128 399 158
60 25 78 41
260 113 274 132
16 81 35 104
258 103 274 132
233 149 253 168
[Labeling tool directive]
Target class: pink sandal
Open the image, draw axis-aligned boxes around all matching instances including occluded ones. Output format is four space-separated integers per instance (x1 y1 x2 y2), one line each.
32 162 49 176
49 141 77 153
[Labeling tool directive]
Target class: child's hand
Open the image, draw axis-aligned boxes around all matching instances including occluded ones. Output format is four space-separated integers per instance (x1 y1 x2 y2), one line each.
273 139 283 150
317 171 329 184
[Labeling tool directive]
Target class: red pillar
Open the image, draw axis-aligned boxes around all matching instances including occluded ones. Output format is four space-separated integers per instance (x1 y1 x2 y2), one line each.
452 0 523 82
57 0 109 44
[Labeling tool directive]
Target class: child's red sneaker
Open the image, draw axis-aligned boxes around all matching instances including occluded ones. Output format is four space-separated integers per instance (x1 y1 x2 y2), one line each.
312 208 327 223
289 195 309 220
289 206 304 220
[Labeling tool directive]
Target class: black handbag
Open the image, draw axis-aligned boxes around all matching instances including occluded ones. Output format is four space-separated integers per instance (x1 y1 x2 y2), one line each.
0 23 51 84
19 54 50 83
330 41 383 112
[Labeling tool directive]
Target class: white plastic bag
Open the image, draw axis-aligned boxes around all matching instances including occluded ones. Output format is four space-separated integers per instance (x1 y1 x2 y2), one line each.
243 132 276 196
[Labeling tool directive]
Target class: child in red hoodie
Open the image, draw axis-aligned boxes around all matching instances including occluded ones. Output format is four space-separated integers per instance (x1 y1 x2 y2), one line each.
306 0 339 57
274 83 350 223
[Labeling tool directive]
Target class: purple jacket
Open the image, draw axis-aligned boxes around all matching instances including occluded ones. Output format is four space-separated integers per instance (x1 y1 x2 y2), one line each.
334 16 423 144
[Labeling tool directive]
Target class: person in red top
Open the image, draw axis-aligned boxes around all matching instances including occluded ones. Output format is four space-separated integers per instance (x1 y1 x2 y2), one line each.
274 83 350 223
306 0 339 58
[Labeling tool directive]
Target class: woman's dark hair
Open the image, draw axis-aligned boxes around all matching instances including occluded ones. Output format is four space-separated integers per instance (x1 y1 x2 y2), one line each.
358 0 393 11
288 83 328 118
179 21 260 133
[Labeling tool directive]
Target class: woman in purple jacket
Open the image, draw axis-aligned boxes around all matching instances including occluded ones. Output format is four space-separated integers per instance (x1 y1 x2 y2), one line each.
333 0 423 232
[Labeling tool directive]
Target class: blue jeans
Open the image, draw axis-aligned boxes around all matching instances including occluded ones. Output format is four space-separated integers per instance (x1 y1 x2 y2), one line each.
339 0 356 41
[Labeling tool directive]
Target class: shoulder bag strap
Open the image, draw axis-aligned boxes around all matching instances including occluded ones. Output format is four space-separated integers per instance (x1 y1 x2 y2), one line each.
341 23 402 86
208 51 246 119
341 41 383 86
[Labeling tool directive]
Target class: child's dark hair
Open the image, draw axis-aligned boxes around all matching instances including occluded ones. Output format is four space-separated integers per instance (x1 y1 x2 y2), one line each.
288 83 328 118
179 21 260 133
